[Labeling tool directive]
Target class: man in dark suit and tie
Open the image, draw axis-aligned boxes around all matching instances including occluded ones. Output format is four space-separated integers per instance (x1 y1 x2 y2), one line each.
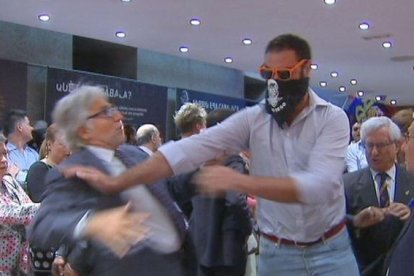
343 116 414 276
28 85 186 276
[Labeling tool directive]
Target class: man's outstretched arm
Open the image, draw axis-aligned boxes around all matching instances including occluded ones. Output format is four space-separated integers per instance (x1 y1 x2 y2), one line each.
63 151 173 194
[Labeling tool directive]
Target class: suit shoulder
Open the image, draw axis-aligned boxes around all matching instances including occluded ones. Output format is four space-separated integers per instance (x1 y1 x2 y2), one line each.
343 169 368 186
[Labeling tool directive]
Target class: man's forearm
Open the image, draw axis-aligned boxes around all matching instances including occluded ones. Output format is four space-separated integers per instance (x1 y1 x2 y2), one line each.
116 152 174 190
232 174 300 203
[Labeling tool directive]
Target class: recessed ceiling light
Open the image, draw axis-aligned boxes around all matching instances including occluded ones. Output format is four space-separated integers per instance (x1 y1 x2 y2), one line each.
224 57 233 63
357 91 364 97
121 0 131 2
310 64 318 70
330 71 338 78
324 0 336 5
359 22 370 30
350 79 358 85
179 46 189 53
375 96 382 101
390 99 397 105
115 31 126 38
242 38 252 45
339 86 346 92
382 41 392 48
38 14 50 22
320 81 327 87
189 18 201 26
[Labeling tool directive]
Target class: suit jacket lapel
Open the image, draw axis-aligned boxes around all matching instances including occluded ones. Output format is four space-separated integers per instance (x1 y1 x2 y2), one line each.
394 165 413 203
355 169 380 208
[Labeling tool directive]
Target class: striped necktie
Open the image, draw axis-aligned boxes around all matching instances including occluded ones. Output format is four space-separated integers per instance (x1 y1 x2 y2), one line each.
377 172 390 208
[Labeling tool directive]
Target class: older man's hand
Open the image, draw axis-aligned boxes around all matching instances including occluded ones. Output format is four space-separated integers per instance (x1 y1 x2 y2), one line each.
387 202 411 221
61 166 120 194
84 203 150 258
353 206 387 228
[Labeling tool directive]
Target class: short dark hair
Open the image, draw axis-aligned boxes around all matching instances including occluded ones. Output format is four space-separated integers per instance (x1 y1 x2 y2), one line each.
265 34 311 60
3 109 27 137
206 109 235 128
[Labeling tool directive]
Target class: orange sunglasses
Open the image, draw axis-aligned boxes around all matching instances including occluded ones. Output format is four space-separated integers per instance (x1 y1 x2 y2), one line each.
259 59 309 80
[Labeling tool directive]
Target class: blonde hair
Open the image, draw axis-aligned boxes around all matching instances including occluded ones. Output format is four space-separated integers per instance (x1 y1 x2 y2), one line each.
173 103 207 134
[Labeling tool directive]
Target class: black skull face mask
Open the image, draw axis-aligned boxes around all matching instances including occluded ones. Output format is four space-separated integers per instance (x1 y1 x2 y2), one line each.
265 78 309 128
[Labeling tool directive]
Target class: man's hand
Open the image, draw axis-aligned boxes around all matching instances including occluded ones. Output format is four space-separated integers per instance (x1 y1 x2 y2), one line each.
194 165 243 197
62 263 79 276
51 256 65 276
353 206 386 228
84 203 150 257
387 202 411 220
61 166 118 194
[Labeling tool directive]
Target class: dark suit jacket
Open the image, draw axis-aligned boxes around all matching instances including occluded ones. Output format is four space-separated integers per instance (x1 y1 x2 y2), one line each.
28 144 185 276
190 155 252 272
388 213 414 276
344 165 414 276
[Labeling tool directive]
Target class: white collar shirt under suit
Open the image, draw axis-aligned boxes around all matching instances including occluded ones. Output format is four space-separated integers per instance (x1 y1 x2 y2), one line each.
159 89 350 243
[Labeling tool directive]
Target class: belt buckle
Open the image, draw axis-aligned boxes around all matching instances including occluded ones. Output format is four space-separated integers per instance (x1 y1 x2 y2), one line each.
293 240 307 249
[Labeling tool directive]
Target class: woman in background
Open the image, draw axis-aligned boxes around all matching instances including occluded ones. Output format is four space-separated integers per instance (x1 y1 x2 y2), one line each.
26 124 70 275
0 133 40 275
26 124 70 203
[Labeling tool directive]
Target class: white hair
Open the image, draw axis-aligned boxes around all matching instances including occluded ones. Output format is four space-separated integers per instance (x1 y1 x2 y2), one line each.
360 116 402 142
52 85 107 150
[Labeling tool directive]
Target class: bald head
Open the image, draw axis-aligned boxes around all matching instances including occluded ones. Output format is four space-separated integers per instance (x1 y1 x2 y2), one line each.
136 124 162 152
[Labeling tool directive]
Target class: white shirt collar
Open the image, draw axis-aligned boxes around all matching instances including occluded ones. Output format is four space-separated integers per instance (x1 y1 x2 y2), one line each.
139 145 153 156
85 145 115 164
370 164 396 182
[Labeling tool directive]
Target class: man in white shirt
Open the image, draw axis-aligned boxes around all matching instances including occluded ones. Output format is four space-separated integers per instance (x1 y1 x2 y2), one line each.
65 34 359 275
346 122 368 172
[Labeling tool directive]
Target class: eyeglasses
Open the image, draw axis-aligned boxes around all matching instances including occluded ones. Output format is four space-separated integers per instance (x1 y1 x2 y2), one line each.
87 106 119 120
352 127 360 131
362 141 394 151
259 59 309 80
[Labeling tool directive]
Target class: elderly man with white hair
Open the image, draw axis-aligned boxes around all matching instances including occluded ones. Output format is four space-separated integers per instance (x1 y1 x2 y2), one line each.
29 85 187 276
343 116 414 276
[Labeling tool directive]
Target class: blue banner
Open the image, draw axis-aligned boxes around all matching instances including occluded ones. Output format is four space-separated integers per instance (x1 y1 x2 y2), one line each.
176 88 246 112
46 68 168 129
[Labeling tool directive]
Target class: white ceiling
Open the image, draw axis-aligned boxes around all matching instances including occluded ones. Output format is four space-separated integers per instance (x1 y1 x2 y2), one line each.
1 0 414 105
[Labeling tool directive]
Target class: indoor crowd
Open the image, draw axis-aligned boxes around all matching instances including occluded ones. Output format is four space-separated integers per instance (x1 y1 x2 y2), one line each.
1 34 414 276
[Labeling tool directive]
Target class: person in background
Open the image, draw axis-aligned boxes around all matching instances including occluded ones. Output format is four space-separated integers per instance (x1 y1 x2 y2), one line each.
391 108 414 166
26 124 71 275
169 103 208 219
345 122 368 172
26 124 71 203
0 133 40 275
406 119 414 172
136 124 163 155
123 124 137 145
190 108 252 276
344 117 413 275
3 109 39 187
174 103 207 139
28 120 48 153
